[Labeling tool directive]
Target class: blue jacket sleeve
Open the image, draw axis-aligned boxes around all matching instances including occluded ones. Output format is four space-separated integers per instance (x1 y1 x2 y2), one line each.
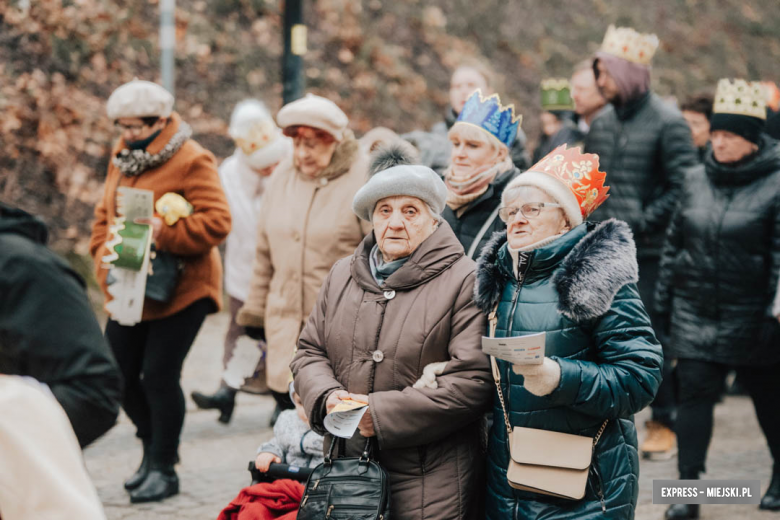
542 282 663 419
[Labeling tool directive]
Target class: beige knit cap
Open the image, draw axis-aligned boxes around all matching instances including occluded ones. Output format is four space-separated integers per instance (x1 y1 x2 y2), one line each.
276 93 348 141
107 79 174 120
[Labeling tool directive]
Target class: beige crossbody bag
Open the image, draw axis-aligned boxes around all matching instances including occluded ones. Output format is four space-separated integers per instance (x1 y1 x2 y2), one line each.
488 306 608 500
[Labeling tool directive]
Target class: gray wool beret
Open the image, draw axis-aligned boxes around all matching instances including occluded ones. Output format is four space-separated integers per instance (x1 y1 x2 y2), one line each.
352 164 448 222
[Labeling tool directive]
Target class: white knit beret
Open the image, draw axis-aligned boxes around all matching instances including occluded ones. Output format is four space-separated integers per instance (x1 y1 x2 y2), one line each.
106 79 174 120
276 94 348 140
352 164 448 222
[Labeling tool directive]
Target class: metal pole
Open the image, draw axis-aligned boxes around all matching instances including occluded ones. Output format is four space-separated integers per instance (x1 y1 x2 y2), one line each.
160 0 175 94
282 0 306 105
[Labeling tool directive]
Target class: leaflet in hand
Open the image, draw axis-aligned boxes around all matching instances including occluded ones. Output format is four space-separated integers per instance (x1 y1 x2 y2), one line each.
482 332 546 365
324 398 369 439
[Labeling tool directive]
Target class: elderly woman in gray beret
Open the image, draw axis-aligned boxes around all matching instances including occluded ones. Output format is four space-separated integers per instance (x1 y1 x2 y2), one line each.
291 146 493 520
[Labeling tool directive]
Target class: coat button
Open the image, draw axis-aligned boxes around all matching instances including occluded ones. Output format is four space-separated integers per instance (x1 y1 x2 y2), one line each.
372 350 384 363
383 289 396 300
292 231 300 241
319 177 329 186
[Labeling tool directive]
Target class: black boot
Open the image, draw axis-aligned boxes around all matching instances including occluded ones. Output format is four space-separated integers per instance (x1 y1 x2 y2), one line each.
124 440 151 491
760 467 780 510
129 462 179 503
665 470 700 519
269 390 295 427
191 386 237 424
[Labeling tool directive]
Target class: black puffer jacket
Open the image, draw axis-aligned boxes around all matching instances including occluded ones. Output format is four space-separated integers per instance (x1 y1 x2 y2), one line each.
654 136 780 366
585 92 699 258
442 166 519 260
0 204 122 447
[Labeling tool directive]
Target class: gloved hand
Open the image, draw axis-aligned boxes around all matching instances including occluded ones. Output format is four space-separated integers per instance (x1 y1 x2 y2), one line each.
244 326 266 341
512 357 561 397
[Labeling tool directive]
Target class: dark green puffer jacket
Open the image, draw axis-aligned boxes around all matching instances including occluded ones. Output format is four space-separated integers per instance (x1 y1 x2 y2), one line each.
585 93 699 258
474 220 663 520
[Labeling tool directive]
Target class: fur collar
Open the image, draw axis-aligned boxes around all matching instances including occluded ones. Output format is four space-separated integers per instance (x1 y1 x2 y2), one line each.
474 219 638 322
113 121 192 177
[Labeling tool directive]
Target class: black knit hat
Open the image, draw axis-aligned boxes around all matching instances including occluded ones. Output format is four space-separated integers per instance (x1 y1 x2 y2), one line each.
710 113 765 144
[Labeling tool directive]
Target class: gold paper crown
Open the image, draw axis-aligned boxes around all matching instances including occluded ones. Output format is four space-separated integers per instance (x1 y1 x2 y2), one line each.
713 79 767 120
600 25 659 66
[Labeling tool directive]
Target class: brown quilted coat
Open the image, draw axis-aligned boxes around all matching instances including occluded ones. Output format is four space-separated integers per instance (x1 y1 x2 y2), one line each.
291 221 492 520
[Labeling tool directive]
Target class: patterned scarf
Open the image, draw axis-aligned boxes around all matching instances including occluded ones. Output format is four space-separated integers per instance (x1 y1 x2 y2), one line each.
113 122 193 177
445 156 514 213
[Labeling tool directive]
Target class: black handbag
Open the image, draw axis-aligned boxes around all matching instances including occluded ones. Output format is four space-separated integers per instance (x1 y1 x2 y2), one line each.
297 438 390 520
145 244 183 303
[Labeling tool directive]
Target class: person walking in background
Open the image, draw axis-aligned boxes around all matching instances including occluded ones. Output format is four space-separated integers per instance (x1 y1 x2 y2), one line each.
585 25 700 461
475 145 662 519
89 79 231 503
532 78 584 163
237 94 371 425
191 99 291 424
0 203 121 449
680 94 714 161
292 146 492 520
404 58 532 174
570 59 607 134
441 89 522 260
655 79 780 519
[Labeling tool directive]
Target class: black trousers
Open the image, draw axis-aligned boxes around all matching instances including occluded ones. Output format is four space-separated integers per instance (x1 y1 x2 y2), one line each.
105 298 211 464
676 358 780 475
638 257 676 428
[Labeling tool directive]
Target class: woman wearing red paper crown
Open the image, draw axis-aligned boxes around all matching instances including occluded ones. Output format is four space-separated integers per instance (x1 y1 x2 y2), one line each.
474 145 662 519
442 89 523 260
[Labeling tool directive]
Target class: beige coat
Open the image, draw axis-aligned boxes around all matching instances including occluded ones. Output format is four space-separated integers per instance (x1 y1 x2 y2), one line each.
291 222 492 520
237 133 370 392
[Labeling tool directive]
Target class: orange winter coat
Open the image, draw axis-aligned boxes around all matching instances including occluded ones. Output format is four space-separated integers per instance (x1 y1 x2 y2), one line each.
89 113 231 321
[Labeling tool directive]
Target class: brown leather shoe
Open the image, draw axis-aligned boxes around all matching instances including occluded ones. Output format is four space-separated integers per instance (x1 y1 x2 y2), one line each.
641 420 678 461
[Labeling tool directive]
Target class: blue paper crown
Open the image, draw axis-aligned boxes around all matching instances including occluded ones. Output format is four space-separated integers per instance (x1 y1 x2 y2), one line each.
455 90 522 148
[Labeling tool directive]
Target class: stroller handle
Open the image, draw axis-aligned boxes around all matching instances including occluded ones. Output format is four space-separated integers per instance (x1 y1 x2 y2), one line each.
248 460 313 483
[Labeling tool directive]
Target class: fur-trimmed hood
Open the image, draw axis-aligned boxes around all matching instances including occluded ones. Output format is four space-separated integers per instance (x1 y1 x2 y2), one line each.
474 219 638 322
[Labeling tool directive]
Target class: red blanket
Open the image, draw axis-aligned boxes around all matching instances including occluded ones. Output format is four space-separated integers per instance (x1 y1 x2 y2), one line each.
218 479 304 520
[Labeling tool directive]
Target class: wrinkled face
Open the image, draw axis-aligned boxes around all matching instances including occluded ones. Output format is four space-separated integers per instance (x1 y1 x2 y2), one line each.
372 196 437 261
682 110 711 149
289 126 338 177
540 112 563 137
595 61 620 104
571 69 606 118
449 67 490 114
711 130 757 164
504 187 570 249
115 117 165 144
448 126 506 178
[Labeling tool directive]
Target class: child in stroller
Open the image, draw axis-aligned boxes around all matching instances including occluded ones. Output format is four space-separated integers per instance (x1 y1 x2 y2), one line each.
218 383 324 520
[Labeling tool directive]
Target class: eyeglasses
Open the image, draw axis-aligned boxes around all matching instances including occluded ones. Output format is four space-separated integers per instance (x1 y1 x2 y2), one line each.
114 122 148 133
498 202 562 222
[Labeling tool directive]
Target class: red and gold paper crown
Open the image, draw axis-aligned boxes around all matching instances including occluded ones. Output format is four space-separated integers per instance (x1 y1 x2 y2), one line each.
528 144 610 220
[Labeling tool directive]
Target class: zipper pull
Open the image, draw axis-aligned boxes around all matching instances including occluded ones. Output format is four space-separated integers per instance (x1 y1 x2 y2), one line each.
301 495 308 507
312 479 320 490
326 505 335 518
600 495 606 513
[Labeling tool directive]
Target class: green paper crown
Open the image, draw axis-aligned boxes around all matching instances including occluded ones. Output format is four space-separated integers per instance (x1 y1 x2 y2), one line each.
541 78 574 111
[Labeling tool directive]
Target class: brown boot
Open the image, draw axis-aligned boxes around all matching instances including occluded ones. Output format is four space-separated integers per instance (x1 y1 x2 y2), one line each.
641 420 678 461
240 363 270 395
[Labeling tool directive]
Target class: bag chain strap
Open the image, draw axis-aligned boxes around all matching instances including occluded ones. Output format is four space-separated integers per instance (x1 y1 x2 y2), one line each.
488 304 608 447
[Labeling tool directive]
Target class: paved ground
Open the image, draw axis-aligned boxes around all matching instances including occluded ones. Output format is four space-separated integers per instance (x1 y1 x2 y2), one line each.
84 311 778 519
